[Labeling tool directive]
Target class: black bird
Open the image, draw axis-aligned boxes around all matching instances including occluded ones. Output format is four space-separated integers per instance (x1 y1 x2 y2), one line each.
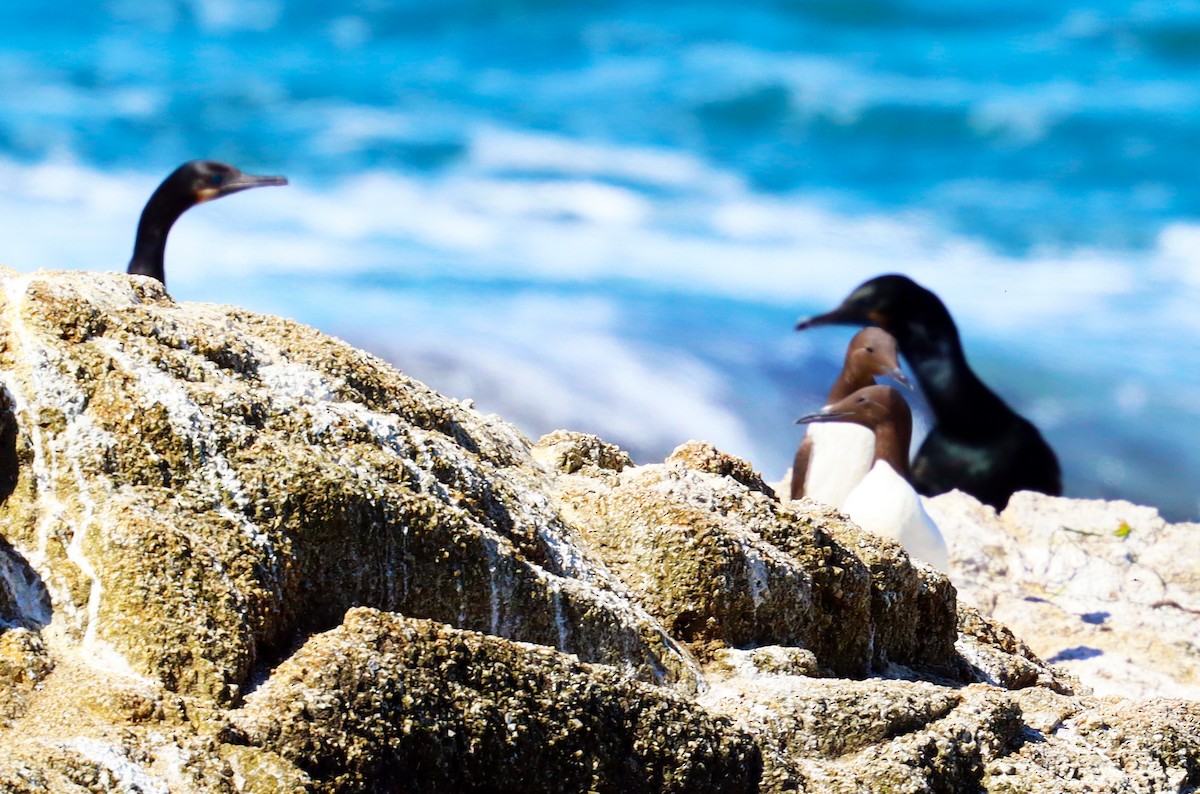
128 161 288 287
796 274 1061 510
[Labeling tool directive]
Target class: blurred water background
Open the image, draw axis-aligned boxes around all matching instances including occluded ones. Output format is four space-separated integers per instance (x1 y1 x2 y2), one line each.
1 0 1199 518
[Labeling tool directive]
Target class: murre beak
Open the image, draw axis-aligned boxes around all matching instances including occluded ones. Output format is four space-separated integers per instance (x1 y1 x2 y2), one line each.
886 367 915 391
795 409 854 425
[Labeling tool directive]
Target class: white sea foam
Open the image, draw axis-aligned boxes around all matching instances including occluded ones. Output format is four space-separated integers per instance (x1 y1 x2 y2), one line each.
0 144 1190 381
362 292 767 467
0 145 1167 334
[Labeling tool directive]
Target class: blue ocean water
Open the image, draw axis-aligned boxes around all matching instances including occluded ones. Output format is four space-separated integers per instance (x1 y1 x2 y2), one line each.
1 0 1199 518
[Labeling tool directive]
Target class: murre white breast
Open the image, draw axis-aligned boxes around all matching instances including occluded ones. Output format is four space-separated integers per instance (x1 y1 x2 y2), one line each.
841 460 947 569
799 422 876 508
796 384 948 569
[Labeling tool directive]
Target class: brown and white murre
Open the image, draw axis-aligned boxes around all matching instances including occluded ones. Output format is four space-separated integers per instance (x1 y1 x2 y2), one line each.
790 327 913 508
797 384 948 569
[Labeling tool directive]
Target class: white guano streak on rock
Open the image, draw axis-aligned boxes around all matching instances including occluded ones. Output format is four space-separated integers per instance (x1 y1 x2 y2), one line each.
63 738 170 794
484 537 505 638
66 449 103 649
741 540 771 607
0 275 76 569
217 344 704 685
96 340 275 555
0 276 110 651
551 581 570 651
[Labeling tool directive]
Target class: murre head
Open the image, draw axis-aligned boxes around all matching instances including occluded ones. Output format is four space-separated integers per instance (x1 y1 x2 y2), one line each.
844 327 913 391
796 383 911 432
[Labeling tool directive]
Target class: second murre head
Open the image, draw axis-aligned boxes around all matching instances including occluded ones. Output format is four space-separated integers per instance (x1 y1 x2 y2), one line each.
842 326 913 393
127 160 289 288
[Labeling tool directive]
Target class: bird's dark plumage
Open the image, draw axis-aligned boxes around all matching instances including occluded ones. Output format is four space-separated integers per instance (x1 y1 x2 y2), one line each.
127 160 287 287
796 274 1061 509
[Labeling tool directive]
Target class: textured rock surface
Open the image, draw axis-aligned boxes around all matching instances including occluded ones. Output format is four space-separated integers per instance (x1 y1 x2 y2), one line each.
929 489 1200 700
229 607 762 793
0 270 1193 793
544 438 961 679
0 269 693 702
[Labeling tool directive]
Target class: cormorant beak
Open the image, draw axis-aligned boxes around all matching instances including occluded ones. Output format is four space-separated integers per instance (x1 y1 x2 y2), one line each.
196 172 289 203
795 409 854 425
795 304 863 331
796 299 897 331
886 367 914 391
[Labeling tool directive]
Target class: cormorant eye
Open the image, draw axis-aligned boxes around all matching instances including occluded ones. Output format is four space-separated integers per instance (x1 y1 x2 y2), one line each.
209 173 223 187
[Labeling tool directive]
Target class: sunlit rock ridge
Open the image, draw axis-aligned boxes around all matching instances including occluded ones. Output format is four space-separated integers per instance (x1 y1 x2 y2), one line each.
0 269 1194 792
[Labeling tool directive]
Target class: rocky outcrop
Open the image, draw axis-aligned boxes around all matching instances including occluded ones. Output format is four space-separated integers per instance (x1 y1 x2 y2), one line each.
228 608 762 792
0 269 1194 793
930 490 1200 700
543 438 960 678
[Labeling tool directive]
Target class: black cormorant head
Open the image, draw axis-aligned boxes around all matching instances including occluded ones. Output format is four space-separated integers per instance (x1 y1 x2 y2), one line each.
171 160 289 205
128 160 288 286
795 274 960 360
798 274 942 332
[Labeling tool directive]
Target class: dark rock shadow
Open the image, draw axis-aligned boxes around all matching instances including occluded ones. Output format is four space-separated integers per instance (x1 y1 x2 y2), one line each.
0 385 18 505
0 385 47 630
0 537 52 630
1045 646 1103 664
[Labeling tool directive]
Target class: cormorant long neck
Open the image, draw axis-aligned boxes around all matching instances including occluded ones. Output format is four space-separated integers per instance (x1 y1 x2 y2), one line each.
894 309 1011 435
128 182 194 286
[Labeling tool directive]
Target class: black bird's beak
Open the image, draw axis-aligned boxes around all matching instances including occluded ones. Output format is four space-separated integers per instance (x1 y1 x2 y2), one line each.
198 172 289 202
795 304 869 331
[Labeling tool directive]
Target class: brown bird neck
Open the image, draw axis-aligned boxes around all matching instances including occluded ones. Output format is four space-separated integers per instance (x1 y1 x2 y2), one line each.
871 414 912 477
826 361 875 403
